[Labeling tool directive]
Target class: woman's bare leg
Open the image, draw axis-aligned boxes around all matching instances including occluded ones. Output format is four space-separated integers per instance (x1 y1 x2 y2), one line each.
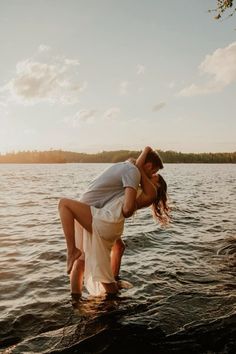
58 198 92 274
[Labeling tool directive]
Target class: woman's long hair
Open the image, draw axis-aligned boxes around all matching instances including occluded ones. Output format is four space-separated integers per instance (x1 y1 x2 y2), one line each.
152 174 170 225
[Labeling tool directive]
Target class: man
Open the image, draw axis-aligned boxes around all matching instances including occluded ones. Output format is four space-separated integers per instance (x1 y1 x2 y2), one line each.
60 147 163 296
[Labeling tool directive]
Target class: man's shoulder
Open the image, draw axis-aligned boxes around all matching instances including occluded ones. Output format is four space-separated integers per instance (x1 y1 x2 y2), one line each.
105 161 140 179
117 161 140 173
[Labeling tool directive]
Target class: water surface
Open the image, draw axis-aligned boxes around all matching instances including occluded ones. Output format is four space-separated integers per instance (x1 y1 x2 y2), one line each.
0 163 235 353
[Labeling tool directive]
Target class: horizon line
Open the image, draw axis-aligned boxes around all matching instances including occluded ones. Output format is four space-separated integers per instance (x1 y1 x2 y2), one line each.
0 148 236 155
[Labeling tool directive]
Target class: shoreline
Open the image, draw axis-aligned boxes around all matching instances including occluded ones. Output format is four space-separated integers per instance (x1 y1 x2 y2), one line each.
0 149 235 164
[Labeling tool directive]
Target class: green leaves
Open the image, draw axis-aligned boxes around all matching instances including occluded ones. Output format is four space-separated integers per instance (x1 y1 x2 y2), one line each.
210 0 236 20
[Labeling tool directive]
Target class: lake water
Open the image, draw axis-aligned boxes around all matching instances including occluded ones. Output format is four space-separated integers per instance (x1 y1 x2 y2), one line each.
0 163 236 353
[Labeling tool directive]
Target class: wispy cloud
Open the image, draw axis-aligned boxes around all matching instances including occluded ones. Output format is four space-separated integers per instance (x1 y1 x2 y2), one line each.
152 102 166 112
104 107 120 120
119 81 129 95
136 64 146 75
64 109 97 127
23 128 36 135
75 109 97 122
64 58 80 67
0 46 86 105
167 81 175 89
178 41 236 96
38 44 51 53
0 100 7 109
64 107 121 126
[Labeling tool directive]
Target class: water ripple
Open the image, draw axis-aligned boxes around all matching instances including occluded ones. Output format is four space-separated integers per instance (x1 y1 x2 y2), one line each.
0 163 236 353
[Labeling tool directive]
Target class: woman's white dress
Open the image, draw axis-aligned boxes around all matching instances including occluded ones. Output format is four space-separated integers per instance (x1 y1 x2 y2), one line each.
75 194 127 296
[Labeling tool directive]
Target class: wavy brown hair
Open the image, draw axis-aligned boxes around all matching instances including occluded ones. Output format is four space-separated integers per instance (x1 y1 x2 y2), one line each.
152 174 170 225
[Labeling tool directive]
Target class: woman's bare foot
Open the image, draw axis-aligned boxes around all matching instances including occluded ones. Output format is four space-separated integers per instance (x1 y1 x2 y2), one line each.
67 248 81 274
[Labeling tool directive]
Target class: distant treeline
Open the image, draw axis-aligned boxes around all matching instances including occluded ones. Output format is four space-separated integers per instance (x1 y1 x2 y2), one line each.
0 149 235 164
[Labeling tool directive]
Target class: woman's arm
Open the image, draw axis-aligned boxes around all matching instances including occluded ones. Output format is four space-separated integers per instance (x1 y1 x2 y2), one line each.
135 146 152 169
134 146 157 209
136 169 157 209
136 146 156 203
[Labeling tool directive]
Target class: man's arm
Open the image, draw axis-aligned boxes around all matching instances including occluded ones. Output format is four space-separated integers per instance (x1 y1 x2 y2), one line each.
122 187 137 218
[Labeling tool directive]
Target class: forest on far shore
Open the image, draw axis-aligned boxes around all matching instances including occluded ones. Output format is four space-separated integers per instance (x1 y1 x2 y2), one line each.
0 149 235 164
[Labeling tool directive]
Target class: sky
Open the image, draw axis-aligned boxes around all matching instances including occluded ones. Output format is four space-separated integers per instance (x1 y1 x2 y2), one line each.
0 0 235 154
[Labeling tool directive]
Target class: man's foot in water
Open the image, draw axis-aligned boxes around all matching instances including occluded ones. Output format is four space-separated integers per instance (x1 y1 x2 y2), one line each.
71 292 82 306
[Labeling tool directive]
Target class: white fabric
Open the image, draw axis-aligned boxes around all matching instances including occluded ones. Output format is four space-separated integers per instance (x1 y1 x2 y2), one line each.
75 195 124 296
75 188 142 296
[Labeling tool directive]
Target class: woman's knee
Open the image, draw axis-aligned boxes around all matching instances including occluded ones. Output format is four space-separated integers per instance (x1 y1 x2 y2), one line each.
58 198 69 211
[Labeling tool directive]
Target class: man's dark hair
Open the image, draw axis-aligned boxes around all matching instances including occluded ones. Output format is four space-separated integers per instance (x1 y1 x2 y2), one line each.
145 151 163 169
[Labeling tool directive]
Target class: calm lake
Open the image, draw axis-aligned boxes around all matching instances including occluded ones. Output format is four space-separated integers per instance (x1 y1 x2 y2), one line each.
0 163 236 353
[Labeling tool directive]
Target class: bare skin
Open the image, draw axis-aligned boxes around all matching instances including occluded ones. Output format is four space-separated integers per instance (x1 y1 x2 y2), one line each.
70 259 84 295
58 198 92 274
111 238 126 279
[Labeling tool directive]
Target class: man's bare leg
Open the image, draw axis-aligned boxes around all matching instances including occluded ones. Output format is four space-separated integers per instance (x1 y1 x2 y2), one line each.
58 198 92 274
70 259 85 297
111 238 126 279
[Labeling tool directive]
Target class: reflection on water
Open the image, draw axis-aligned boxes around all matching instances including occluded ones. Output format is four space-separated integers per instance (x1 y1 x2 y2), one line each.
0 163 236 353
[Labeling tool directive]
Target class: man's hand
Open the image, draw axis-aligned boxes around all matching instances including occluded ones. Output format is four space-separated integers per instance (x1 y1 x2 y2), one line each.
127 157 136 165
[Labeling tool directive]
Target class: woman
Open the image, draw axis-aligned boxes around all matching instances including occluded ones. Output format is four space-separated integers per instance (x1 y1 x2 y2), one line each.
58 147 169 297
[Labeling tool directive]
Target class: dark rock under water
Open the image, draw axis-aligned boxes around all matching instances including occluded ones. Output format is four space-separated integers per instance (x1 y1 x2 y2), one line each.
1 296 236 354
